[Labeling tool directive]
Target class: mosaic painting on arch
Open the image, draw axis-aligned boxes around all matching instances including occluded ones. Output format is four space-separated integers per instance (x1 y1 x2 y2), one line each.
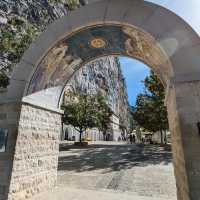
27 24 171 95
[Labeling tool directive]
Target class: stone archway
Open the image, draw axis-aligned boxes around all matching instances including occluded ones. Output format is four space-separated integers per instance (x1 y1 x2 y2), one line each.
0 0 200 200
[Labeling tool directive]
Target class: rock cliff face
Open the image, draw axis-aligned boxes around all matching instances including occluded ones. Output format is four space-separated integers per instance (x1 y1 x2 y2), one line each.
0 0 83 74
0 0 130 129
66 56 130 130
0 0 88 28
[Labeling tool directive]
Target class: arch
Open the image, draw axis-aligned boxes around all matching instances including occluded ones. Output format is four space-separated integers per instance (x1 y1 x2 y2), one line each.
0 0 200 200
5 0 200 109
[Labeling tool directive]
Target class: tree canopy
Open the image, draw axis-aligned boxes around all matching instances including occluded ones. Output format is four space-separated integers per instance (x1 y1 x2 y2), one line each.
62 92 112 142
95 94 113 139
132 71 168 134
0 72 9 88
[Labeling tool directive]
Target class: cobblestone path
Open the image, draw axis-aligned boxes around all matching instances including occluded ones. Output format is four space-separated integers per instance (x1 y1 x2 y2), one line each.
34 142 177 200
57 142 177 199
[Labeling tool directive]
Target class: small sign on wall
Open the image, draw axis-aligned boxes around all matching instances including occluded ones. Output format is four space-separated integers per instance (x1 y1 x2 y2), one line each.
0 128 8 153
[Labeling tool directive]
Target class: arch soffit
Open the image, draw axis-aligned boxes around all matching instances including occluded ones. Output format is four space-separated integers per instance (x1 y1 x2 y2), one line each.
6 0 200 109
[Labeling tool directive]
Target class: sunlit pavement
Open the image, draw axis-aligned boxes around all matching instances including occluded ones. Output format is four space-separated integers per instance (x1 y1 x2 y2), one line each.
35 142 177 200
34 187 175 200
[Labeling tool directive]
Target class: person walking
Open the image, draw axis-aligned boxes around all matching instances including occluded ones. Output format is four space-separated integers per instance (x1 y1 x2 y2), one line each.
132 134 136 143
130 134 133 144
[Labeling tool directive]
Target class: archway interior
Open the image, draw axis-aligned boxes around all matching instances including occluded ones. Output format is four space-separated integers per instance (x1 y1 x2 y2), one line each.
57 54 176 198
23 24 173 109
2 1 200 199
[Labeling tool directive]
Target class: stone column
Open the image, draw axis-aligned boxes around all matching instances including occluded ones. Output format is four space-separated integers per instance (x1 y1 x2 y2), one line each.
7 103 62 200
167 81 200 200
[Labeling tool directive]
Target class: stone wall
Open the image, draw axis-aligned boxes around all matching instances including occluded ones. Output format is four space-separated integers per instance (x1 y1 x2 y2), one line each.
167 87 189 200
167 81 200 200
174 81 200 200
7 104 62 200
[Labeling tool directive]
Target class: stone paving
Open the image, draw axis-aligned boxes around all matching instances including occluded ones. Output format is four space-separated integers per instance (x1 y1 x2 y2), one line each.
34 142 177 200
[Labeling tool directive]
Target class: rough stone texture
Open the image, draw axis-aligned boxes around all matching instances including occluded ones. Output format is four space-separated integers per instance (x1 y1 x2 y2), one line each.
167 81 200 200
167 87 189 200
175 81 200 200
7 104 61 200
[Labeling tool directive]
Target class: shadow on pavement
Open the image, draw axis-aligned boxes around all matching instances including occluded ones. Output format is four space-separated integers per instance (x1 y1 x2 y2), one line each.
58 144 172 173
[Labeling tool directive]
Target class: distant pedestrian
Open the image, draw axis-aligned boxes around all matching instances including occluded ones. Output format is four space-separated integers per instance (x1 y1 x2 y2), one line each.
118 136 121 142
130 134 133 144
132 134 136 143
141 137 145 144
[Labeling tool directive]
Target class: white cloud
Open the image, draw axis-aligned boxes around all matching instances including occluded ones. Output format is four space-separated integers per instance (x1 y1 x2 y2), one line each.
146 0 200 36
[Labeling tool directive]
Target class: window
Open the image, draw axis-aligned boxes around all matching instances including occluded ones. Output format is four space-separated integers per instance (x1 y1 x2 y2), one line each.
0 128 8 153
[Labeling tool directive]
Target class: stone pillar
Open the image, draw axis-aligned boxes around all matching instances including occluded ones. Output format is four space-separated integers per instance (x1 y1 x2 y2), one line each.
7 103 62 200
167 81 200 200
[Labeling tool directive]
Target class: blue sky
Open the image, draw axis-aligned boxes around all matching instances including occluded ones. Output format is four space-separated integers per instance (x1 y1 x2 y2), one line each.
120 0 200 106
120 57 149 105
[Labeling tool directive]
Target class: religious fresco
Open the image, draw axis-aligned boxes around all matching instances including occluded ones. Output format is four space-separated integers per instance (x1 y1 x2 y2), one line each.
27 24 171 94
122 26 172 79
27 43 83 93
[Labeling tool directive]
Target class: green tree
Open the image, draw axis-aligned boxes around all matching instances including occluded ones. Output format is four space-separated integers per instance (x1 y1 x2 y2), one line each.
67 0 81 10
129 106 137 133
62 92 96 142
132 71 168 143
62 92 112 143
95 94 113 141
62 92 112 142
0 72 9 88
0 15 39 88
0 0 82 88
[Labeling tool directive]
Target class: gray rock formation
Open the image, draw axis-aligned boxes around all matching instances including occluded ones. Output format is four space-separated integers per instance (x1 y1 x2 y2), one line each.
0 0 82 74
0 0 77 27
65 56 130 133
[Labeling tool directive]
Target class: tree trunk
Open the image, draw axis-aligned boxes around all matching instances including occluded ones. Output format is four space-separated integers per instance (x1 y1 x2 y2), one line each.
160 130 163 144
98 130 101 141
103 131 106 141
61 117 64 141
164 130 167 144
79 130 83 143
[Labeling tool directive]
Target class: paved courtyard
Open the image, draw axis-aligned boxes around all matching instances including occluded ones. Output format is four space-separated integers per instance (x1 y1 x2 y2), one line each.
35 142 177 200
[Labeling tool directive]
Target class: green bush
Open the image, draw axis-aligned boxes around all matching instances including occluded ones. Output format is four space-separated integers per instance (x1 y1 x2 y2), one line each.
0 73 9 88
